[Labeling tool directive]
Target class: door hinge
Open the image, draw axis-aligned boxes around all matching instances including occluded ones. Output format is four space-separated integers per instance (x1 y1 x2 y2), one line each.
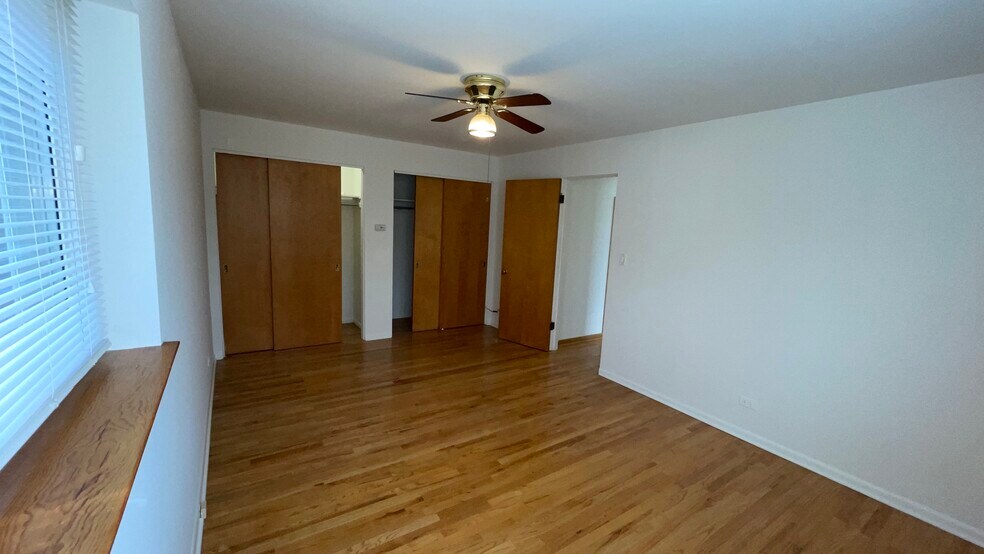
559 194 565 204
550 321 555 331
199 501 207 520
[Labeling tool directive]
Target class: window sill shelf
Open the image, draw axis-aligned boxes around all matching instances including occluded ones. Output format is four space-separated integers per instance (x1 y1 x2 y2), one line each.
0 342 179 553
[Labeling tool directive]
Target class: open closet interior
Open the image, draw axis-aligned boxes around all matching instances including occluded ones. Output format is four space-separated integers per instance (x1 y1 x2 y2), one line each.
392 174 415 323
341 168 363 329
393 173 491 332
216 153 362 354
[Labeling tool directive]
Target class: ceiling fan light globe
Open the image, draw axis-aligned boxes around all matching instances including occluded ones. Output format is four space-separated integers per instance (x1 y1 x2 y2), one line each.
468 112 496 138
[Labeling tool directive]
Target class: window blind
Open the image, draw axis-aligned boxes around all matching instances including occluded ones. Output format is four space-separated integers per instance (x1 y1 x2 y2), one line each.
0 0 105 469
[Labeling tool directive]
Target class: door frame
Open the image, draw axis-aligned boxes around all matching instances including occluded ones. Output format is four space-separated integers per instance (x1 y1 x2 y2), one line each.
549 174 619 351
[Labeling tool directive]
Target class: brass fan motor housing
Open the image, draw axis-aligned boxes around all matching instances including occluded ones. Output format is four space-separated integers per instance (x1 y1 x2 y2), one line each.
462 74 509 104
405 73 546 134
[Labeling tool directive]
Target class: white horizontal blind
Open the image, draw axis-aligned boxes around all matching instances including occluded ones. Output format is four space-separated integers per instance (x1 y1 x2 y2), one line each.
0 0 105 469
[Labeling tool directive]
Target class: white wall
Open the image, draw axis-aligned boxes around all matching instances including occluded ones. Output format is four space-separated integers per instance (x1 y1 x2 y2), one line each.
484 169 505 328
556 177 617 341
500 74 984 546
108 0 215 552
77 1 161 350
200 111 499 354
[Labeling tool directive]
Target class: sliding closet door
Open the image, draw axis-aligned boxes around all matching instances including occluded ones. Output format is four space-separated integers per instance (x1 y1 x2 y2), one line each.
412 176 443 331
269 159 342 349
216 153 273 355
439 179 491 329
498 178 562 351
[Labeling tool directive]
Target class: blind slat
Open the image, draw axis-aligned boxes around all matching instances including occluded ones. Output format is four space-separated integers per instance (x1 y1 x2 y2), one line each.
0 0 104 470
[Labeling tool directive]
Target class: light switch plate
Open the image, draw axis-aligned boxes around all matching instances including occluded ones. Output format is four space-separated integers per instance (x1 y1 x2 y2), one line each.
374 224 386 232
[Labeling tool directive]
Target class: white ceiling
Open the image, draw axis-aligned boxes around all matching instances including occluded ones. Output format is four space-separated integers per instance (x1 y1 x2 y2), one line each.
168 0 984 156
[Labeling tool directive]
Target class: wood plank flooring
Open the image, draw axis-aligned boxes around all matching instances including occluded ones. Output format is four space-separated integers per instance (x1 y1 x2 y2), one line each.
203 324 978 553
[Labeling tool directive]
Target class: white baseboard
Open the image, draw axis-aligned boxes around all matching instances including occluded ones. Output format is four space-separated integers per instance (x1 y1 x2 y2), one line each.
598 369 984 548
191 357 217 554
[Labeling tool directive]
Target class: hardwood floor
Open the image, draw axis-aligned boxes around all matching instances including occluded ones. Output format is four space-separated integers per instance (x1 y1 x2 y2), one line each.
203 323 978 553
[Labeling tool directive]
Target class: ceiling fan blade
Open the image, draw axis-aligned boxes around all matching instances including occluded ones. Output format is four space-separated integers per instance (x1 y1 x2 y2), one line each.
494 93 551 107
405 92 473 105
494 109 545 134
431 108 475 122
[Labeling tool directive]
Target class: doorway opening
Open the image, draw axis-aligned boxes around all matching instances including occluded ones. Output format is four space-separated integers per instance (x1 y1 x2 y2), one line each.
342 167 364 331
392 173 415 328
554 175 617 349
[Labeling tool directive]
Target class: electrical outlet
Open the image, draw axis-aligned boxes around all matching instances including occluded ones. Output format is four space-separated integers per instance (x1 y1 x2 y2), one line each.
739 395 756 410
374 223 386 232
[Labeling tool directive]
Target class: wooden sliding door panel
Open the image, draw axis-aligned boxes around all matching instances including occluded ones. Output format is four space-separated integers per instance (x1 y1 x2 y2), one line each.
269 159 342 350
439 179 491 329
412 176 443 331
498 179 562 350
216 153 273 355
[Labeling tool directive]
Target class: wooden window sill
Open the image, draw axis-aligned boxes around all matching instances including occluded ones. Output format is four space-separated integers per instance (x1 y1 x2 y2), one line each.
0 342 179 553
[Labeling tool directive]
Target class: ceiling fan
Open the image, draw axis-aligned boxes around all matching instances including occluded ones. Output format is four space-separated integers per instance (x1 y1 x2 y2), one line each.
406 74 550 138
